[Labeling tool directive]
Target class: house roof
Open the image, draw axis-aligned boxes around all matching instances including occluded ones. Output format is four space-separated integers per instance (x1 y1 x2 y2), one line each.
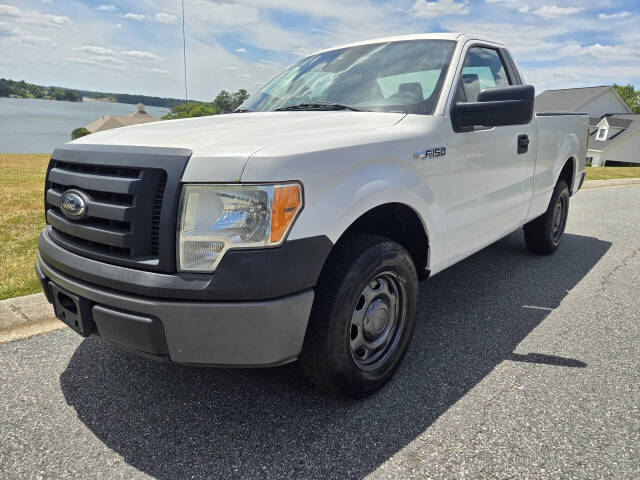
588 114 640 152
85 103 157 133
534 85 630 113
603 116 633 129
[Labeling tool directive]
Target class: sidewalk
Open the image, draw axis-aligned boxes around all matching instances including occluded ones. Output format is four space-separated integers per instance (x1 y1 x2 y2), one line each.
582 177 640 189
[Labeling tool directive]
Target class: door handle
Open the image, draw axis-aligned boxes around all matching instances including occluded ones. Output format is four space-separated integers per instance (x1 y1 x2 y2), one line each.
517 134 529 154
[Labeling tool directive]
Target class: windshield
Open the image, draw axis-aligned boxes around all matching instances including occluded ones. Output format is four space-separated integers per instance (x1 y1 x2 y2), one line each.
239 40 456 115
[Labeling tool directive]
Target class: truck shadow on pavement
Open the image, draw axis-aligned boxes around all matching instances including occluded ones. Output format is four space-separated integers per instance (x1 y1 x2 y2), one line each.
60 231 610 480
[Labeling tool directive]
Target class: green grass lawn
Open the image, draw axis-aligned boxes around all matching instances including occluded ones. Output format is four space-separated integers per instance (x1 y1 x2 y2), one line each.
585 166 640 181
0 154 640 300
0 154 49 300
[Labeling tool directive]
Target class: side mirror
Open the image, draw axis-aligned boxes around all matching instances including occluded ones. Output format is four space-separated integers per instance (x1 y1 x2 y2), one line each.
454 84 535 130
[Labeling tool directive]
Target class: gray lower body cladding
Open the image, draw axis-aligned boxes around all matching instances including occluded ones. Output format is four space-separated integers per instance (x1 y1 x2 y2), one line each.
39 228 332 301
37 256 315 366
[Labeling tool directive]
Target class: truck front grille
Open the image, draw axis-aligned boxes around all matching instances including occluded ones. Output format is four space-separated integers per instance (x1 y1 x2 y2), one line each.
43 145 190 273
46 160 166 259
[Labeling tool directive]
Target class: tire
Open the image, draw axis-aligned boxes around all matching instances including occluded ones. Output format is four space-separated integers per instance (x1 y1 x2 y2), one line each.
299 234 418 398
524 179 570 255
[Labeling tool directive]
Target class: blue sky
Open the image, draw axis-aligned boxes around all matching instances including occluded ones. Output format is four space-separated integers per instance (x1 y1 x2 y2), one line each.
1 0 639 100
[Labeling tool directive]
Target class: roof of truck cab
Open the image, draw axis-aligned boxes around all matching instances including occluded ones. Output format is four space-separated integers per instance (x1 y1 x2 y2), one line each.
312 33 502 56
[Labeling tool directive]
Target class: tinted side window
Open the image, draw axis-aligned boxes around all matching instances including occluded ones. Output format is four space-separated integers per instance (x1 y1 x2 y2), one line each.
457 47 511 102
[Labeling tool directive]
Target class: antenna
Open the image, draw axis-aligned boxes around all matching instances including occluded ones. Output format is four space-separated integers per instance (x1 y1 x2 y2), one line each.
181 0 188 113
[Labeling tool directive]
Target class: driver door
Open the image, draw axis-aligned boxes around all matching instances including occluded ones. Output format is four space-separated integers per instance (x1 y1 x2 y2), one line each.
444 45 535 265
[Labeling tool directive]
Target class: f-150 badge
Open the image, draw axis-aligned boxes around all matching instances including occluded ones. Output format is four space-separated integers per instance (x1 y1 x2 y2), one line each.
414 147 446 159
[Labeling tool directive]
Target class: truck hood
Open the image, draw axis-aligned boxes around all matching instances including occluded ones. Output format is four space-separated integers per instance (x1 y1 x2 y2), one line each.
72 111 406 182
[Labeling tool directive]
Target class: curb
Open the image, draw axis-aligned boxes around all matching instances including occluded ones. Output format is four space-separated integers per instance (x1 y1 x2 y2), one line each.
0 293 53 330
582 178 640 189
0 293 64 344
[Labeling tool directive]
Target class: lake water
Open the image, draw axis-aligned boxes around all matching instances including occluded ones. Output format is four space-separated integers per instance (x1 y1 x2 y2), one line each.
0 97 169 153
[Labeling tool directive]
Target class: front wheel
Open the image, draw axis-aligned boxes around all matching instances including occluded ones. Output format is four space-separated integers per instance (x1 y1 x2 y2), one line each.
299 234 418 398
524 179 570 255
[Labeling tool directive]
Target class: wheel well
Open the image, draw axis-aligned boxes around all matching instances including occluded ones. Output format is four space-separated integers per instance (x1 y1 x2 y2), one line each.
338 203 429 279
559 158 575 193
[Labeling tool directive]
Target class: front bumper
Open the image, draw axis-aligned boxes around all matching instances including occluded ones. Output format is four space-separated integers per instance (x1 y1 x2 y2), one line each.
36 256 314 367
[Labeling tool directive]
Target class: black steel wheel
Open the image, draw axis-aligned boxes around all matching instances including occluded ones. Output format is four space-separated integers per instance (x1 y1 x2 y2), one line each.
299 234 418 398
349 272 408 372
524 179 570 255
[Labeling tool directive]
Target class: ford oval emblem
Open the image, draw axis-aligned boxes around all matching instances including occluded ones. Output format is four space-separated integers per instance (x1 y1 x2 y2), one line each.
60 191 87 219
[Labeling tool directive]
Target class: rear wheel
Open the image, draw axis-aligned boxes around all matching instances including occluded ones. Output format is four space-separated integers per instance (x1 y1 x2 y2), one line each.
524 179 570 254
299 234 418 398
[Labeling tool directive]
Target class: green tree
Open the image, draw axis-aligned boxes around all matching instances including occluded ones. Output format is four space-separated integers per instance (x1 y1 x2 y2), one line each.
232 89 249 109
161 88 248 119
71 127 91 140
613 84 640 113
64 89 82 102
213 90 234 113
0 78 10 97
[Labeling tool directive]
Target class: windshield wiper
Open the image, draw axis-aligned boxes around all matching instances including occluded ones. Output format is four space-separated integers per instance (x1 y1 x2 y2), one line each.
274 102 363 112
233 108 253 113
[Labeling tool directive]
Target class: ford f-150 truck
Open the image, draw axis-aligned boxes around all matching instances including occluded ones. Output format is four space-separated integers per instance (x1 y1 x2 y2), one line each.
37 33 588 397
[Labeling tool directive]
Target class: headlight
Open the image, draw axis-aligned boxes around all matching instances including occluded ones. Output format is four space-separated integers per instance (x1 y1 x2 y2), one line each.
177 183 303 272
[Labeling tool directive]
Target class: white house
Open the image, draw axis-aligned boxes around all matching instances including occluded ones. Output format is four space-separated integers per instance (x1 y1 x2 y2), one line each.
587 114 640 166
534 85 631 118
535 86 637 166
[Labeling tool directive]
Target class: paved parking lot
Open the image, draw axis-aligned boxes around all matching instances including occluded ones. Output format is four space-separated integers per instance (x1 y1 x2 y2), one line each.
1 184 639 479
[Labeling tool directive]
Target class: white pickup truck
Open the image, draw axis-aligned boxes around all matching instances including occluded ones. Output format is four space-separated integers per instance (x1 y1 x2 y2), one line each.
37 33 587 397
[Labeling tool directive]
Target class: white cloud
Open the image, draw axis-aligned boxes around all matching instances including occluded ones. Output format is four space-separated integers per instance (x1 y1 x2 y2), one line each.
155 12 177 24
0 3 70 26
411 0 469 18
185 2 260 27
97 4 117 11
533 5 582 19
65 56 125 67
70 45 164 65
120 50 164 60
0 21 58 47
0 4 20 17
598 11 631 20
484 0 529 13
74 45 116 56
122 12 149 22
146 67 169 75
235 47 247 53
559 43 640 61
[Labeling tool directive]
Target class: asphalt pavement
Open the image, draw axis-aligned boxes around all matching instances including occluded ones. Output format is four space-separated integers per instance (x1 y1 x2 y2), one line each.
1 184 639 479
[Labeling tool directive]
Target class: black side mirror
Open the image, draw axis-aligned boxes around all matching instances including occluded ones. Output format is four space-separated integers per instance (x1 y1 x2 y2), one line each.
454 84 535 130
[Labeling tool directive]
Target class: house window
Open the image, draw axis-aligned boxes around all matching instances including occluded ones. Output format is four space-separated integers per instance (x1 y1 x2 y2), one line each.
597 128 607 140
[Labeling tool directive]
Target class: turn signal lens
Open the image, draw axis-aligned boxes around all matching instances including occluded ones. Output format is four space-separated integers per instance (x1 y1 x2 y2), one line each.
270 184 302 243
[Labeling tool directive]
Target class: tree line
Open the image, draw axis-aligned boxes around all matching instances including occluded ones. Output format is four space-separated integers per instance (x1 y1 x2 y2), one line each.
0 78 81 102
78 90 189 108
1 77 193 108
162 89 249 119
